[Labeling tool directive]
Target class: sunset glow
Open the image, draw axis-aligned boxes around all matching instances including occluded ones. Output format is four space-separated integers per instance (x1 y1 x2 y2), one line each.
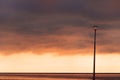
0 53 120 73
0 0 120 73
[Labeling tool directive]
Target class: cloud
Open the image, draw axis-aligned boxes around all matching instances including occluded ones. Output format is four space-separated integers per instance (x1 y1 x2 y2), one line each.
0 0 120 55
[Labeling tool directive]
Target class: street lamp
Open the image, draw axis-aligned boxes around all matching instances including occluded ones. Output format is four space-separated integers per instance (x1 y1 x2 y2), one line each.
93 25 98 80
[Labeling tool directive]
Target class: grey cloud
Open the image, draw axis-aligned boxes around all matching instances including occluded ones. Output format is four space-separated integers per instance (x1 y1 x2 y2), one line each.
0 0 120 55
1 0 120 21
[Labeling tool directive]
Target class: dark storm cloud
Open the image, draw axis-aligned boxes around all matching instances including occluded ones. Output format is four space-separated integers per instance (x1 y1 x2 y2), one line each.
0 0 120 55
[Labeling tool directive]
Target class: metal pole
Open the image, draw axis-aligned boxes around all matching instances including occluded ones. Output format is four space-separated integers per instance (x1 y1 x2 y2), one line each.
93 25 97 80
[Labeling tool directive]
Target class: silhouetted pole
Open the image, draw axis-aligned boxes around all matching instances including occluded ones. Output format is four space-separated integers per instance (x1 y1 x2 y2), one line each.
93 25 98 80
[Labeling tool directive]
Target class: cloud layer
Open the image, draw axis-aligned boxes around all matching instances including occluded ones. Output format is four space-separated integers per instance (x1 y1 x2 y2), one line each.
0 0 120 55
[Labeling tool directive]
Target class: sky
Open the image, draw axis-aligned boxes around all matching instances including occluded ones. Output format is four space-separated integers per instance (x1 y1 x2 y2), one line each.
0 0 120 73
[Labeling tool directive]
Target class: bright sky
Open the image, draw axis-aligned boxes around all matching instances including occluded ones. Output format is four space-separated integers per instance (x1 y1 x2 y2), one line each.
0 53 120 73
0 0 120 73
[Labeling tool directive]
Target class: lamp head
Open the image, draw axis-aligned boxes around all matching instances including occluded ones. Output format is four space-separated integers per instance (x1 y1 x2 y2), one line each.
93 25 98 30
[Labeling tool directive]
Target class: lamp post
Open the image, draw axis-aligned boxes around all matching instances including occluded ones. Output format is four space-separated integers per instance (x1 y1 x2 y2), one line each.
93 25 98 80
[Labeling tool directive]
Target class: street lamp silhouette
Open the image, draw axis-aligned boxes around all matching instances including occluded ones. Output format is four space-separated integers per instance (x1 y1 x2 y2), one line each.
93 25 98 80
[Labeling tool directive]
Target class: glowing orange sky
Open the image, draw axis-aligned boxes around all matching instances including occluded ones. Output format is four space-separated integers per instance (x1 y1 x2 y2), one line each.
0 0 120 73
0 53 120 73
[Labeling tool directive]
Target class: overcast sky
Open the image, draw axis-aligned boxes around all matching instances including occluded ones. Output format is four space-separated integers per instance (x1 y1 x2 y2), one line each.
0 0 120 55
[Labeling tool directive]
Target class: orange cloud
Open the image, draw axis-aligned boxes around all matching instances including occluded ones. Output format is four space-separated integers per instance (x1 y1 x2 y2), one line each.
0 0 120 55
